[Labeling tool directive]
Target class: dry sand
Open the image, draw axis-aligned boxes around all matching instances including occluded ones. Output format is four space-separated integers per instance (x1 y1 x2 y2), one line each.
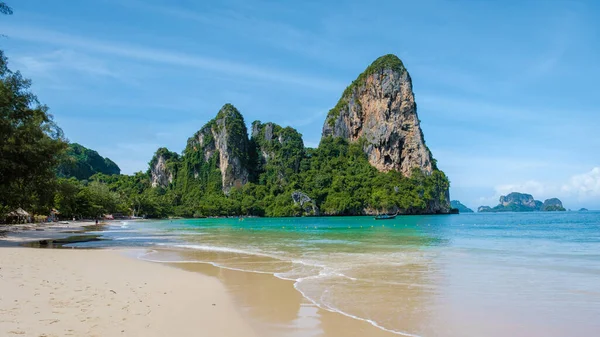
0 248 257 337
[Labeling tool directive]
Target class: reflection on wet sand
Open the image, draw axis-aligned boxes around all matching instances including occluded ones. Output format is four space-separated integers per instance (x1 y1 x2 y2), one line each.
150 248 433 337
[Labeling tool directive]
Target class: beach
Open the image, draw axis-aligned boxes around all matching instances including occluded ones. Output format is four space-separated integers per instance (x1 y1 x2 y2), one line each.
0 247 257 337
2 213 599 337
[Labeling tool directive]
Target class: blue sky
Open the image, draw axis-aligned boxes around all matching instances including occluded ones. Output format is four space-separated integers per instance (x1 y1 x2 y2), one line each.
1 0 599 209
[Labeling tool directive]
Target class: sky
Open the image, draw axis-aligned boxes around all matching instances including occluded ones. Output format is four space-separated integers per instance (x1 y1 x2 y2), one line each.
1 0 599 210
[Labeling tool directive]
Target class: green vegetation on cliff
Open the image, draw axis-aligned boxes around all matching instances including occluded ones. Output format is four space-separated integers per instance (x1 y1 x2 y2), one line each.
478 193 566 212
57 143 120 180
451 200 473 213
111 123 450 218
2 43 451 220
75 112 449 219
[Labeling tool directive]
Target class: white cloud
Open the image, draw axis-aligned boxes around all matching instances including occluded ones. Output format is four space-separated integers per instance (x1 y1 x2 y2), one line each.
561 167 600 199
495 180 560 200
477 167 600 208
13 49 124 80
0 25 344 91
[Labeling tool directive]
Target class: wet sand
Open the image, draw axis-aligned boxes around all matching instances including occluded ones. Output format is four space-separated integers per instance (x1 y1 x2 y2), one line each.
0 220 115 246
145 249 401 337
0 248 256 337
0 245 399 337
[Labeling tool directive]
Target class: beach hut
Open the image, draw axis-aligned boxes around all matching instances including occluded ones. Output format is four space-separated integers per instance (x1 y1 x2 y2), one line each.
4 208 31 224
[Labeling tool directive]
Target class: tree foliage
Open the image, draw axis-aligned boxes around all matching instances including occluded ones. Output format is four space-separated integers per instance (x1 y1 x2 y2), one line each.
0 51 67 215
57 143 121 180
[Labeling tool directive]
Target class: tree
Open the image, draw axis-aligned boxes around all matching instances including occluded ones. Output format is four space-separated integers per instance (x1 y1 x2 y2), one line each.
0 51 67 215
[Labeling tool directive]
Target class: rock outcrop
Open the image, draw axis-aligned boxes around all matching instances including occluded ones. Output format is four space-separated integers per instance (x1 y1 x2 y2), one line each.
251 121 304 175
499 192 541 209
135 56 454 217
149 148 178 188
57 143 121 180
321 54 450 214
291 191 319 216
478 206 492 212
451 200 473 213
322 54 434 177
478 192 565 212
186 104 250 194
542 198 566 211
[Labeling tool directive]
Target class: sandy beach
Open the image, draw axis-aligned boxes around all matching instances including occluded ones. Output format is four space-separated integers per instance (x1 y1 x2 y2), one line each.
0 248 257 337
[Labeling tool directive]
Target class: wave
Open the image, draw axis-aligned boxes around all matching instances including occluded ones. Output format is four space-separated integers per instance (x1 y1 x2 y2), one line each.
113 236 177 241
292 281 421 337
137 251 279 275
137 244 419 336
163 243 279 258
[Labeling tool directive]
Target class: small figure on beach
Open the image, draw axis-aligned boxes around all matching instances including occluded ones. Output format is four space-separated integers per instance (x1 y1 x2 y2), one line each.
95 219 98 225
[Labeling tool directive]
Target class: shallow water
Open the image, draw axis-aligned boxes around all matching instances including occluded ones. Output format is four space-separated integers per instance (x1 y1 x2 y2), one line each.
74 212 600 336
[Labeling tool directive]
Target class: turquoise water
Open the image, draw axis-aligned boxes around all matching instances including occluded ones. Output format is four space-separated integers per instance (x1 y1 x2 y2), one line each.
79 212 600 336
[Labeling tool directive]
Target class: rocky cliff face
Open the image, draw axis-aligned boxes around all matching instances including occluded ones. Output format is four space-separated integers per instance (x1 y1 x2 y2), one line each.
291 191 319 216
478 206 492 212
479 192 565 212
149 148 178 189
542 198 566 211
499 192 539 208
322 54 434 177
251 121 304 175
321 54 449 214
451 200 474 213
186 104 250 194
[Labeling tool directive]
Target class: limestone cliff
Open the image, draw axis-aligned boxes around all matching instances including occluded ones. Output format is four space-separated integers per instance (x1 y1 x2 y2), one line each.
251 121 304 176
478 192 565 212
451 200 474 213
499 192 540 209
321 54 449 214
149 148 179 188
542 198 566 211
322 54 435 177
291 191 319 216
186 104 250 194
478 206 492 212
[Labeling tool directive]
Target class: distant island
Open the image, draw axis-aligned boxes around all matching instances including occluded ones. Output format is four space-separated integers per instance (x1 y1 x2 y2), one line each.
579 208 589 212
451 200 473 213
478 192 566 212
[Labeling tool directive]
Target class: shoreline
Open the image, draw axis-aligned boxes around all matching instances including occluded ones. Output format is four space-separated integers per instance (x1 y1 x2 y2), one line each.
1 225 400 336
0 245 401 337
3 215 597 336
138 248 402 337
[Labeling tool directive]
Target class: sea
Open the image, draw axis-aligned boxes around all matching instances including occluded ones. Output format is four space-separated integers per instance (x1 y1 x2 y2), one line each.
71 212 600 337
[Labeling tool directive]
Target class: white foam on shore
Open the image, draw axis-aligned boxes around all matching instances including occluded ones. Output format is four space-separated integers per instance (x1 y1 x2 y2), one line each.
113 236 174 241
137 251 278 275
292 281 422 337
164 243 281 259
137 243 419 337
